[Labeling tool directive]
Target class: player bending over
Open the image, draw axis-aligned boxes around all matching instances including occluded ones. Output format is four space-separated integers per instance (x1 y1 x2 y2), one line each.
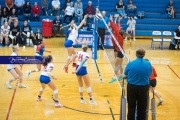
36 55 63 107
6 46 26 89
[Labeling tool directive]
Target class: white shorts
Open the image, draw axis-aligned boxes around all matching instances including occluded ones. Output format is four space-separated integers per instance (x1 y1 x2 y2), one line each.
127 27 135 31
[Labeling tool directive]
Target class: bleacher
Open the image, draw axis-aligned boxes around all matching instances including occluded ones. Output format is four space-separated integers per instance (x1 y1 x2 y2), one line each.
0 0 180 37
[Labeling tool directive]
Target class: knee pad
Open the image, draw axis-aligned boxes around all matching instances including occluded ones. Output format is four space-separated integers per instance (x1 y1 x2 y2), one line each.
35 69 39 72
11 77 16 81
153 90 157 94
18 75 23 79
87 87 92 93
79 87 83 93
67 56 71 59
54 89 58 94
40 87 44 91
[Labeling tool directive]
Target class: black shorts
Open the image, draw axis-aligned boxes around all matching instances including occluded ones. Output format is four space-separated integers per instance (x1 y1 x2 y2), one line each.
114 49 124 58
149 79 157 87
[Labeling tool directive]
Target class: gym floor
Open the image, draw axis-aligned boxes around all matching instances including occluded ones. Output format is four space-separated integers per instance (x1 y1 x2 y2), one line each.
0 38 180 120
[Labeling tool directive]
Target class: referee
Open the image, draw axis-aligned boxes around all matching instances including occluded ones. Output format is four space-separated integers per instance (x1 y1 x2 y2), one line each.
124 48 152 120
97 11 109 50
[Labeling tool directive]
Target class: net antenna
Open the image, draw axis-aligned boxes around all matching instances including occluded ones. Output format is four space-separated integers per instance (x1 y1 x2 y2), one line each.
97 12 130 63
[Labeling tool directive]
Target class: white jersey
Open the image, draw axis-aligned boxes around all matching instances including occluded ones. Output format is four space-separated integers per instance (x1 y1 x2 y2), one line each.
68 28 78 42
77 51 89 67
41 62 54 77
1 25 10 35
65 6 75 16
7 52 18 70
127 19 136 29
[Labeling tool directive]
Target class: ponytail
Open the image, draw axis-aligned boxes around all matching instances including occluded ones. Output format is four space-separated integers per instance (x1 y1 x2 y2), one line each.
43 55 52 66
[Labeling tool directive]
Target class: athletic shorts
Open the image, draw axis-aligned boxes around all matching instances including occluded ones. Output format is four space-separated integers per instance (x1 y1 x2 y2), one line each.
149 79 156 87
7 67 16 72
114 49 124 58
35 55 44 63
64 40 73 48
76 65 88 76
40 75 51 84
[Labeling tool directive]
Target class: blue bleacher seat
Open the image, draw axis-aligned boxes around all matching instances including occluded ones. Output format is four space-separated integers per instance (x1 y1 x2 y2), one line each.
0 0 180 37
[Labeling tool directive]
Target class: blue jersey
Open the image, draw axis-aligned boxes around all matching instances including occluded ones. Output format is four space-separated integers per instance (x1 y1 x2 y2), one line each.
36 44 45 56
98 16 109 29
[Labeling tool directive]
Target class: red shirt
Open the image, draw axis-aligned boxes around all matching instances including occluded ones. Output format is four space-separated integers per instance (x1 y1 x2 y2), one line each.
85 6 95 15
6 0 13 7
149 66 157 80
110 20 123 51
32 6 40 14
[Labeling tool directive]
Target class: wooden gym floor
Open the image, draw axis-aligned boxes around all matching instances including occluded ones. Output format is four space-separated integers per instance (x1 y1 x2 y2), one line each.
0 38 180 120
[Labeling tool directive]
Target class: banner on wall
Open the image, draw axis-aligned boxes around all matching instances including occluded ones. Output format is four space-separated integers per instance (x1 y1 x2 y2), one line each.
73 34 113 47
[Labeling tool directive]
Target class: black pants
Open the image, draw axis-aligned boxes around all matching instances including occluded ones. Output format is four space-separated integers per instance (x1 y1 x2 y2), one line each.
98 27 105 49
64 15 73 23
127 84 149 120
21 34 35 45
53 26 63 37
9 34 20 45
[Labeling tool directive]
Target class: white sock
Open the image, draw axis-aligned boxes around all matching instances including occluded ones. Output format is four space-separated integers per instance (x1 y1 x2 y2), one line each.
159 97 163 101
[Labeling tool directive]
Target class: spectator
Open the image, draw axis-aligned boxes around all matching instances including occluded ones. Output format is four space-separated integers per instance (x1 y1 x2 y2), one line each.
41 0 49 16
51 0 60 16
63 0 71 10
126 0 138 19
14 0 25 15
166 0 175 19
5 0 14 15
124 16 136 41
0 22 10 47
97 11 110 50
124 48 152 120
53 15 63 37
8 8 18 25
116 0 126 18
1 7 8 25
75 3 83 23
23 1 31 22
74 0 83 10
21 20 35 50
9 21 20 47
33 28 42 45
85 1 95 18
32 2 40 22
174 26 180 49
64 2 74 23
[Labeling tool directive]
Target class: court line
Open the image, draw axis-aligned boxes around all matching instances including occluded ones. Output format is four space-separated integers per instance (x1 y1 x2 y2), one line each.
167 65 180 79
63 106 119 115
107 100 115 120
52 62 180 66
6 88 17 120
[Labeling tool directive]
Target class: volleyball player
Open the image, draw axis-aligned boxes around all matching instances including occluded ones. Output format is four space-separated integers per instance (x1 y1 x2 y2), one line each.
109 15 125 83
36 55 63 107
26 38 51 77
145 59 163 106
6 46 26 89
63 15 88 73
66 44 97 105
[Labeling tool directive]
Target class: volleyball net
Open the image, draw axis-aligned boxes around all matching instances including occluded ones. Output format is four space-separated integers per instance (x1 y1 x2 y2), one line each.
92 12 130 89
